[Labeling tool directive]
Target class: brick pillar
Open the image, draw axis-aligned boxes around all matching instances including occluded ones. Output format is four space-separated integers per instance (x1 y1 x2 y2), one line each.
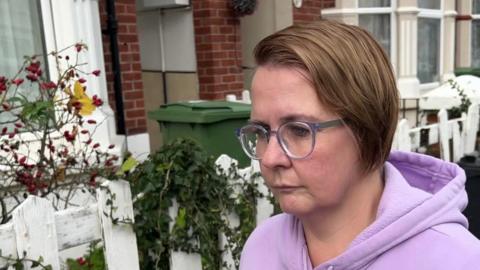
293 0 335 24
192 0 244 100
99 0 146 135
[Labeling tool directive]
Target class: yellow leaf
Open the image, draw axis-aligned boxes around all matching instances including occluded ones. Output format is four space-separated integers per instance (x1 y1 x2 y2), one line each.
78 97 95 116
116 156 139 176
72 81 95 116
73 81 86 99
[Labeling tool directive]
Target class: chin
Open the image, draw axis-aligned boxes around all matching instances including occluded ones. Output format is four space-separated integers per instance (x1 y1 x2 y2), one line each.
276 194 317 217
276 193 336 217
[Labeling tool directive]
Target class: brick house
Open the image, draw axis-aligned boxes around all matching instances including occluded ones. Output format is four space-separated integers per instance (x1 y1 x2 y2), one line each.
1 0 479 157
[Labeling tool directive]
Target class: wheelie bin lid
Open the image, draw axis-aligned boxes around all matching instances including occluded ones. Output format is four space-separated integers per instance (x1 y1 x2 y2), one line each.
148 101 251 124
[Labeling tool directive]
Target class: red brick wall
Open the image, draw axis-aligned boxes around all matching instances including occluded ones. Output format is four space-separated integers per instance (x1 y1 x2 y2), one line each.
99 0 146 135
293 0 335 24
192 0 244 100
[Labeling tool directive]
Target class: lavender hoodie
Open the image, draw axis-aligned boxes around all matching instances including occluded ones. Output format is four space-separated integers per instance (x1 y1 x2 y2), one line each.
240 151 480 270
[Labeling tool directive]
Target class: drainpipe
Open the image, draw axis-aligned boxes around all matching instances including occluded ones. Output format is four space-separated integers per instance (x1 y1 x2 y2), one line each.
104 0 126 135
159 9 168 103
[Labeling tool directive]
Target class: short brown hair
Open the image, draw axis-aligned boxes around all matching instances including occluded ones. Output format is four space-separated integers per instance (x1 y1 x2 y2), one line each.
254 19 399 172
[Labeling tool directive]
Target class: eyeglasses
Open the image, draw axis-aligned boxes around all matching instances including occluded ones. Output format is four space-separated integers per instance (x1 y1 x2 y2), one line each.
236 119 343 160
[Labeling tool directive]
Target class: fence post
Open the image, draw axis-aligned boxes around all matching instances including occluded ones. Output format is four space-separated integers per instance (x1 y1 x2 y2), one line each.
97 179 140 270
396 119 411 152
465 103 480 153
438 109 451 162
216 154 241 269
452 121 464 162
169 197 202 270
12 196 61 270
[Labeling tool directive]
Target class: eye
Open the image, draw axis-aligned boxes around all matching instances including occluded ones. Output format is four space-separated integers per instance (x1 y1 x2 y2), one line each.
284 123 311 138
243 125 268 141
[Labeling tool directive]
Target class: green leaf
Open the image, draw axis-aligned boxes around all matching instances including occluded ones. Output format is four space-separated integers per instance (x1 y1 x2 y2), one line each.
175 208 187 229
13 261 23 270
116 156 139 176
7 96 27 106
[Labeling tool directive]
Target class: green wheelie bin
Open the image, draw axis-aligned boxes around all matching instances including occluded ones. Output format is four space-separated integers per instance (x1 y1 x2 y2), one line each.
148 101 251 167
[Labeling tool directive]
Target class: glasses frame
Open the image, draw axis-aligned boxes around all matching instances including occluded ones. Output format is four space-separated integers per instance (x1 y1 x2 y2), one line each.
236 119 343 160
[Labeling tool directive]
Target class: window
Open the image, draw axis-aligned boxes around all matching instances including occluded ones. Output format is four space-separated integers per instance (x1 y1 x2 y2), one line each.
0 0 47 78
472 0 480 67
418 0 440 9
417 0 441 83
0 0 48 127
358 0 393 59
359 0 390 8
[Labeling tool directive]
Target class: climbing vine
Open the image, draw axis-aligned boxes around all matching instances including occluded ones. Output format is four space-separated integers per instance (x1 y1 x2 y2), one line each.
126 138 264 270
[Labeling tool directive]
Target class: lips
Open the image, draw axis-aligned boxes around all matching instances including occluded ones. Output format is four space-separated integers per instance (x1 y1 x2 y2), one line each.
271 185 301 193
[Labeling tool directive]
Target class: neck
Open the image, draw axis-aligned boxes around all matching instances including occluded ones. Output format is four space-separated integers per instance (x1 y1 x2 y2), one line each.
302 167 384 267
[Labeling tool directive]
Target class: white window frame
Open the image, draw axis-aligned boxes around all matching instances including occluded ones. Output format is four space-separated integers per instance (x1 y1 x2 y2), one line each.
356 0 397 71
472 1 480 68
0 0 123 154
417 2 443 91
40 0 59 80
0 0 58 143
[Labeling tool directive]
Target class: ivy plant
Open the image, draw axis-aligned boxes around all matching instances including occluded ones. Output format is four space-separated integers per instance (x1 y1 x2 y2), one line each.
447 79 472 119
126 138 263 270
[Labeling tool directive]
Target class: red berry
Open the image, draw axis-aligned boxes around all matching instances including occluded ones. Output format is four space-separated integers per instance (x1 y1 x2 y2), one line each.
26 73 38 82
76 257 86 266
11 78 24 86
75 43 83 52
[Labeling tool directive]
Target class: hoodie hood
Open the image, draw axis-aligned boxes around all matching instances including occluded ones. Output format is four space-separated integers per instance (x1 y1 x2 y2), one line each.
279 151 469 270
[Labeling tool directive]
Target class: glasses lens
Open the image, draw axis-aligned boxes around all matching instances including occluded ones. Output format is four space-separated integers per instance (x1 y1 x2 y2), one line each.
240 125 269 159
279 122 314 158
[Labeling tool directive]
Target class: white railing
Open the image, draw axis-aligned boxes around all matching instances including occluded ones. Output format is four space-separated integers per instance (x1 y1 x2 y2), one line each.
392 103 480 162
0 179 139 270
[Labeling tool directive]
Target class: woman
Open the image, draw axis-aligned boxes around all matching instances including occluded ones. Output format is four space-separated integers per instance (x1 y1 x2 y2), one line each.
237 20 480 270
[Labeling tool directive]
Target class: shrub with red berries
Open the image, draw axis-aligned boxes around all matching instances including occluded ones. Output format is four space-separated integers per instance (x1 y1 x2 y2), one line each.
0 43 118 225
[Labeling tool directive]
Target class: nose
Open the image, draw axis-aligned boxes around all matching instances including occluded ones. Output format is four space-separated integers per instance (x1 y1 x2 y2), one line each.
260 133 291 169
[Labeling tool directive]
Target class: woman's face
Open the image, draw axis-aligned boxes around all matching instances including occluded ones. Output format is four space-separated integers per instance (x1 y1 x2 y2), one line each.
251 66 363 218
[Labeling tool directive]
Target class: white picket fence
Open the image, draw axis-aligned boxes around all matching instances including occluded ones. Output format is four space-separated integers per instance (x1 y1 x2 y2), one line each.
392 103 480 162
0 179 139 270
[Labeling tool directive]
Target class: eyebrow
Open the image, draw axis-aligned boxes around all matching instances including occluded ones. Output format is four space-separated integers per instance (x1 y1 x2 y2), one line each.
279 114 320 123
248 120 269 129
249 113 321 126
